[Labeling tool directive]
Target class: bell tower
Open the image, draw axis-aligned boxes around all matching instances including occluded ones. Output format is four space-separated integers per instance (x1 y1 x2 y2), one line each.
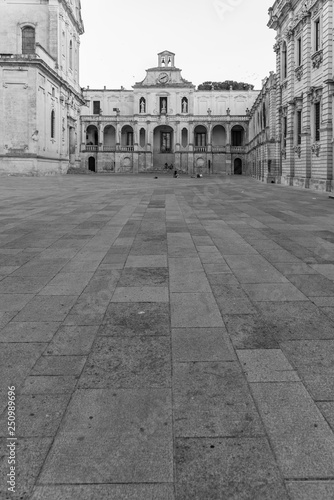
158 50 175 68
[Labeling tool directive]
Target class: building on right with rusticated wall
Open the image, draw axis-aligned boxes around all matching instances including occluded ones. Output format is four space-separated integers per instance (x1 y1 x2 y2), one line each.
248 0 334 192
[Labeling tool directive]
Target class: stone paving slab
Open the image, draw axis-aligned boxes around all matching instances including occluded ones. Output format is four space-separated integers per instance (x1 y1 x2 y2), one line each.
3 176 334 498
173 362 264 438
30 484 175 500
250 382 334 478
175 437 288 500
237 349 300 382
172 328 236 362
38 389 173 484
286 481 334 500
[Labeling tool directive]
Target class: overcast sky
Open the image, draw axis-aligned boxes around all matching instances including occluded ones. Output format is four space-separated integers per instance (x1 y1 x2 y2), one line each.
79 0 277 91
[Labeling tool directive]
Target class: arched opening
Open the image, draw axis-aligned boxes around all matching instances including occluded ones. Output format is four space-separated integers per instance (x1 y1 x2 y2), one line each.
103 125 116 150
212 125 226 147
194 125 207 148
22 26 35 55
181 97 188 113
86 125 98 146
153 125 174 170
181 128 188 148
88 157 96 172
121 125 134 148
234 158 242 175
140 128 146 148
231 125 245 146
51 110 55 139
139 97 146 114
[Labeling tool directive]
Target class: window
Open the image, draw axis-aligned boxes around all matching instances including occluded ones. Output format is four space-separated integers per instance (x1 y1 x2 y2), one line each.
315 19 320 52
315 102 320 141
93 101 100 115
297 37 302 66
195 133 206 147
283 116 287 148
22 26 35 55
263 103 267 128
51 110 55 139
282 42 287 79
127 132 133 146
69 40 73 69
297 110 302 145
161 132 171 152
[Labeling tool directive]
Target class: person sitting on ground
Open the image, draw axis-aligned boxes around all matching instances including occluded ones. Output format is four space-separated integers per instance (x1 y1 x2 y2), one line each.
173 169 178 178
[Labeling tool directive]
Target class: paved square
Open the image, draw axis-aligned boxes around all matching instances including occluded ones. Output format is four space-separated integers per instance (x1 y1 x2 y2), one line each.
1 175 334 499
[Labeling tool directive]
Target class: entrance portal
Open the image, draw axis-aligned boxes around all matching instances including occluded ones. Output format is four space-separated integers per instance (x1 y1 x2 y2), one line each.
88 156 96 172
234 158 242 175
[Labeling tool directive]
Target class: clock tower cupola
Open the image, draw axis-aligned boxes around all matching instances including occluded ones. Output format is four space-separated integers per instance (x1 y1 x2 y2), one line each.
158 50 175 68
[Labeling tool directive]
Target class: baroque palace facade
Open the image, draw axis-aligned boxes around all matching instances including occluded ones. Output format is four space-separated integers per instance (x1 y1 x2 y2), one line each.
1 0 334 192
249 0 334 191
80 51 258 175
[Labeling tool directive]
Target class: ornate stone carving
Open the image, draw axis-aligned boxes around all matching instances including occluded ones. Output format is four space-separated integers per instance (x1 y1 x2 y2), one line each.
312 49 323 69
281 148 287 159
311 142 321 156
295 65 303 81
308 86 322 103
294 145 302 157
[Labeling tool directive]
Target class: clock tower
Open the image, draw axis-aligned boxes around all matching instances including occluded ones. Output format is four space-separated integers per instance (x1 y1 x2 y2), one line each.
133 51 194 89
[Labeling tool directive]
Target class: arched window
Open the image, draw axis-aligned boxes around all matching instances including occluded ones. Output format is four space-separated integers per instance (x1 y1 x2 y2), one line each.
22 26 35 55
181 97 188 113
69 40 73 70
51 110 55 139
139 97 146 114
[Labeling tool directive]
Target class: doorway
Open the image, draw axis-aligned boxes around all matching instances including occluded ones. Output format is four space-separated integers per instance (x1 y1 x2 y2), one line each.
88 157 96 172
234 158 242 175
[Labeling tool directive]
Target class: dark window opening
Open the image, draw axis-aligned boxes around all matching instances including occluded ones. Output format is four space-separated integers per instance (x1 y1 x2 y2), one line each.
161 132 171 152
231 127 244 146
69 40 73 69
297 37 302 66
195 133 206 147
51 110 55 139
283 116 287 148
297 110 302 145
315 102 320 141
127 132 134 146
22 26 35 55
93 101 100 115
315 19 320 52
282 42 287 79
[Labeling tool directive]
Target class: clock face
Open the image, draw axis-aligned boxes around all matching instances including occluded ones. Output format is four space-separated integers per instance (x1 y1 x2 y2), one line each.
158 72 169 84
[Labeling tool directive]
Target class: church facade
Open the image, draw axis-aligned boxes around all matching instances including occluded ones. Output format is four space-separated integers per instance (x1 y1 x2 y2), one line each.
80 51 258 176
0 0 84 175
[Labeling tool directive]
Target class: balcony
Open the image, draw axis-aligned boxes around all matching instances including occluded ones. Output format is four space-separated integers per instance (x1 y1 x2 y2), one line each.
102 146 116 152
212 146 226 153
119 146 134 152
231 146 246 153
84 145 98 152
194 146 207 153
